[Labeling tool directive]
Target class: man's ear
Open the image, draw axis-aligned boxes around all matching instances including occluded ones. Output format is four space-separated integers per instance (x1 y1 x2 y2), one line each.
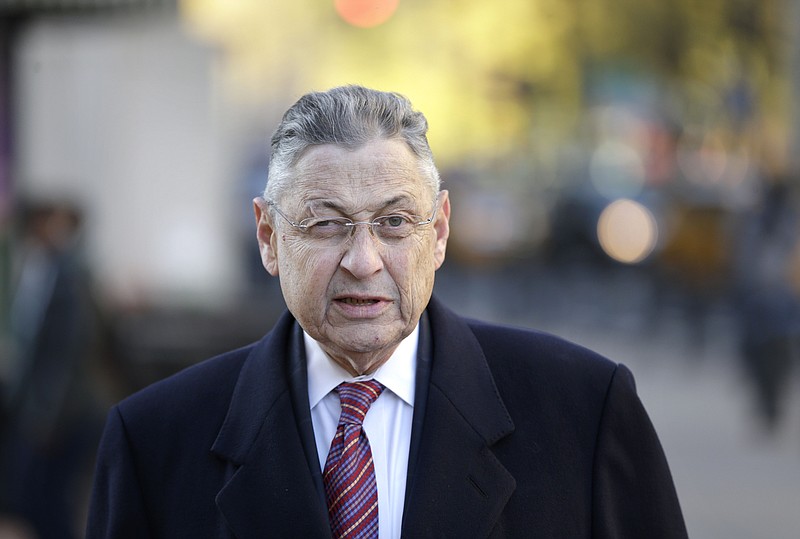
433 190 450 270
253 197 280 276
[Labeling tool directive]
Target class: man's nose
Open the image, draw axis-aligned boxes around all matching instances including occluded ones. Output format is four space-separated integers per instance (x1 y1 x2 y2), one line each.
340 224 384 278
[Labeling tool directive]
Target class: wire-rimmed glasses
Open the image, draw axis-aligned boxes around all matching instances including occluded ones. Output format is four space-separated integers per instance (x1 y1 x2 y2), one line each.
265 195 440 247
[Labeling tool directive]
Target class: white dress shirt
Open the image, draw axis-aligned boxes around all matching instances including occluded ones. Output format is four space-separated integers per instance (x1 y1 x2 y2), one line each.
306 325 418 539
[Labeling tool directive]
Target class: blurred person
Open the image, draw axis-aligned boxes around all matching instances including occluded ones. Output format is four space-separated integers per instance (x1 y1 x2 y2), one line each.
2 202 105 539
87 85 687 538
657 201 732 348
733 177 800 430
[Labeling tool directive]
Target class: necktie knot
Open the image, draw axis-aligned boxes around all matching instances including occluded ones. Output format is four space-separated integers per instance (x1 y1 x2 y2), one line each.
335 380 385 426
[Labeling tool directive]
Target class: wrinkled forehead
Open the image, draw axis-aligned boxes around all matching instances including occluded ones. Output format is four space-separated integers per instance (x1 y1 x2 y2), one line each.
283 141 435 210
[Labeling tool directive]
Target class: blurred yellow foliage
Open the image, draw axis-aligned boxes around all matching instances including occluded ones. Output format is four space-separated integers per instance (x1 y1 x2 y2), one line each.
179 0 788 170
179 0 582 165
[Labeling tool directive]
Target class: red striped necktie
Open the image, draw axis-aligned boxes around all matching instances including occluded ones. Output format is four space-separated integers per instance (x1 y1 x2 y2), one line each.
323 380 385 539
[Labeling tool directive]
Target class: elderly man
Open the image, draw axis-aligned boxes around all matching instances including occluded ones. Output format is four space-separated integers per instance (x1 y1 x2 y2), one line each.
87 85 687 538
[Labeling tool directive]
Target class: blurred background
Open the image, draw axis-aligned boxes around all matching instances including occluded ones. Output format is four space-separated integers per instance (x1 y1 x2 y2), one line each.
0 0 798 537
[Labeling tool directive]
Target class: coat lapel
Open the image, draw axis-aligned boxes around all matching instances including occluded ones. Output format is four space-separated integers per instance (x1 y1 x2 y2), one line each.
402 298 516 538
208 298 516 538
211 313 330 539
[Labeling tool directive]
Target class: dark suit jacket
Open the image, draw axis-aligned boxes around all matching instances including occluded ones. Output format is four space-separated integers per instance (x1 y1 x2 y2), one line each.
87 296 687 538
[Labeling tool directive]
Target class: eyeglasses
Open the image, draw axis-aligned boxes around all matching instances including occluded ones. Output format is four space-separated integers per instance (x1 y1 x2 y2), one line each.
266 195 440 247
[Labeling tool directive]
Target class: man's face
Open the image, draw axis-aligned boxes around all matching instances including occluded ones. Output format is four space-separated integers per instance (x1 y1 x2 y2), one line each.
254 138 450 374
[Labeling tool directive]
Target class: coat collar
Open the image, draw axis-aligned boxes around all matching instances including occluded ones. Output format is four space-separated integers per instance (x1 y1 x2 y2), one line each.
210 297 516 538
401 296 516 537
211 311 330 538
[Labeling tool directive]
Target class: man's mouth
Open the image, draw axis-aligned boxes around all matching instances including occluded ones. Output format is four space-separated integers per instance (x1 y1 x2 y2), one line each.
338 297 380 306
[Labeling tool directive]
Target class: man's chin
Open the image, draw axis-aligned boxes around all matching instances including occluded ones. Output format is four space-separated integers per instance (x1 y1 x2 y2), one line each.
324 328 404 358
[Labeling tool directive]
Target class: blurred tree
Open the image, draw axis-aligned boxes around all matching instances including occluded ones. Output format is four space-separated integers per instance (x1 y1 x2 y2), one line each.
180 0 791 174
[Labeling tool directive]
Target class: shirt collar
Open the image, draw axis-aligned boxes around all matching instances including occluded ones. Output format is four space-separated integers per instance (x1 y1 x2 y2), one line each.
306 324 418 410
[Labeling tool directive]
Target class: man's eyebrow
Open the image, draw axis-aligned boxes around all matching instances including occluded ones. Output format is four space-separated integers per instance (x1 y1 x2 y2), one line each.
378 195 415 210
315 195 414 213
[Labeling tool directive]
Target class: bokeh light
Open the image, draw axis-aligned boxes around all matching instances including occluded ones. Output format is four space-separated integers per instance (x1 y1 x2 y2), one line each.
589 139 646 199
335 0 400 28
596 198 658 264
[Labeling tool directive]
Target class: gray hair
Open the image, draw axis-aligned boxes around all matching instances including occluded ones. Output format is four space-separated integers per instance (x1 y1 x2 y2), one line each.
264 85 440 202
